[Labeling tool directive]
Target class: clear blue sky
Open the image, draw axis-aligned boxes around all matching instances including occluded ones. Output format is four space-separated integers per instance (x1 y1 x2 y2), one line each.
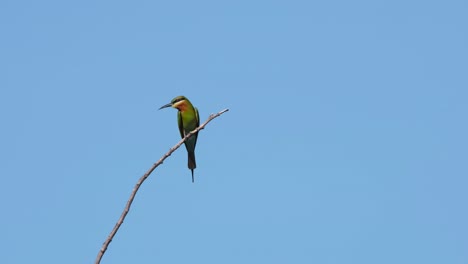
1 1 467 263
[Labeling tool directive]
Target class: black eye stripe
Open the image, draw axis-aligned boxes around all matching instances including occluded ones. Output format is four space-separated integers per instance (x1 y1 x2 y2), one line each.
173 97 185 103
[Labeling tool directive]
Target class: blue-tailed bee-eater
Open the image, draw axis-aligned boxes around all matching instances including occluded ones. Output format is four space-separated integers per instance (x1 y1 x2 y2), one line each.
159 96 200 182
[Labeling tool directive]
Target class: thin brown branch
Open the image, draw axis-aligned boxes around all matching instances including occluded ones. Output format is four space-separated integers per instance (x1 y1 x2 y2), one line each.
95 108 229 264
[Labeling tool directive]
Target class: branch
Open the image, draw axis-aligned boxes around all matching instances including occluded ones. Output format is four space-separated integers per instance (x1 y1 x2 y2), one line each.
95 108 229 264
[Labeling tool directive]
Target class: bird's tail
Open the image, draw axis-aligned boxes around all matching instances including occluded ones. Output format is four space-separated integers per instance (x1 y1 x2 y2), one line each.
188 151 196 183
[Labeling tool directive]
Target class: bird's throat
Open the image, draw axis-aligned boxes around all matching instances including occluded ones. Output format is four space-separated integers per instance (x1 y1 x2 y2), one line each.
174 100 189 112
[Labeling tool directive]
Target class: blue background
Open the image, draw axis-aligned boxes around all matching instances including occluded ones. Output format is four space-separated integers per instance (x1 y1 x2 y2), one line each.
1 1 467 263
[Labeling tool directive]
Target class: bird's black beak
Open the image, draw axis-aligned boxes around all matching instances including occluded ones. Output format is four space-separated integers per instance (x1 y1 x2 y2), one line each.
159 103 172 110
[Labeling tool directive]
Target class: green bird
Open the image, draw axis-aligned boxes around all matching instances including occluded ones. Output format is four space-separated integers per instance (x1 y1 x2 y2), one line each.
159 96 200 182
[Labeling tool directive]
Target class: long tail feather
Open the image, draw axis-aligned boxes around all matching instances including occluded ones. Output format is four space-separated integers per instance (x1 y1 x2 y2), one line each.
188 151 196 183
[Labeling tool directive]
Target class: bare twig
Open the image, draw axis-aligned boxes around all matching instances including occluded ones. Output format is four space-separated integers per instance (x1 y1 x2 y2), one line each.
95 108 229 264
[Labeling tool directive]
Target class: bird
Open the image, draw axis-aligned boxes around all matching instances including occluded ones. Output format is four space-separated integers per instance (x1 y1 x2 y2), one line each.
159 96 200 182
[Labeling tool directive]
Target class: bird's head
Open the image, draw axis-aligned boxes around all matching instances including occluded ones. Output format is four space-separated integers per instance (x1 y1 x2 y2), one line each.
159 96 189 111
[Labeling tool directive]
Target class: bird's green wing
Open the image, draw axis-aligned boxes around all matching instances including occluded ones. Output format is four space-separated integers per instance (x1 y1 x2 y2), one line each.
177 111 185 139
195 107 200 127
193 107 200 147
